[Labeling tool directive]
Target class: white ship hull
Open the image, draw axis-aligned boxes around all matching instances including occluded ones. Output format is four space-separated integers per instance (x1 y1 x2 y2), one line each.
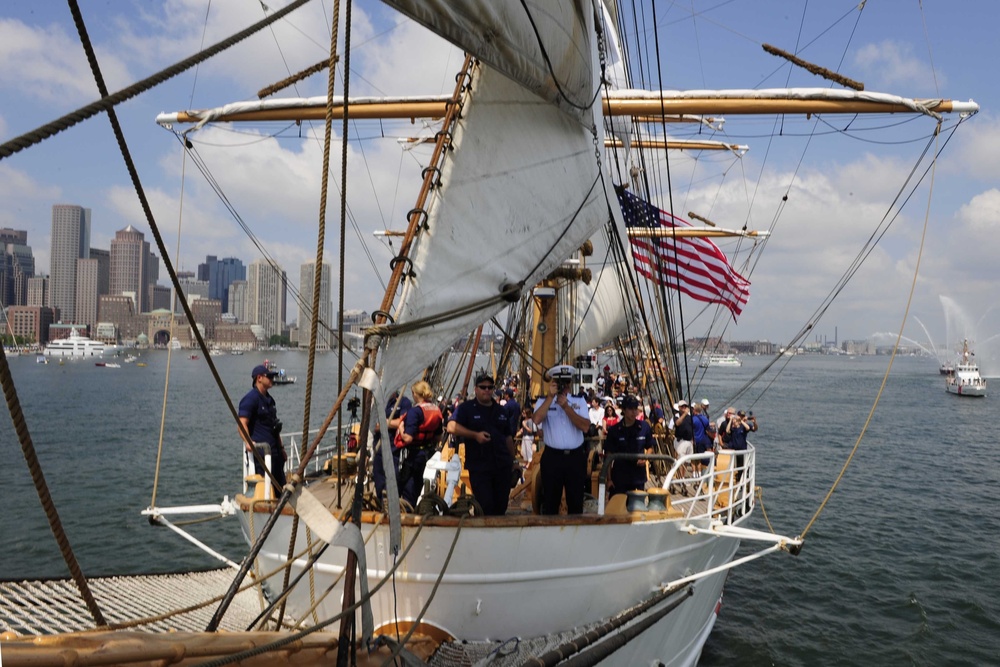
238 504 740 664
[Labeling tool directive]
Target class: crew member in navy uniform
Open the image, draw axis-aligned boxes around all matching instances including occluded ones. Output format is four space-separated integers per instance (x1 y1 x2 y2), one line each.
447 373 516 515
603 395 653 494
239 364 286 494
533 364 592 514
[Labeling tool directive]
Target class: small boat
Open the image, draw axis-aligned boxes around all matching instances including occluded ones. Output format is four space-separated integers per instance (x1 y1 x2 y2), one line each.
136 362 147 367
945 340 986 397
264 359 297 385
699 353 743 368
35 354 48 364
939 362 954 375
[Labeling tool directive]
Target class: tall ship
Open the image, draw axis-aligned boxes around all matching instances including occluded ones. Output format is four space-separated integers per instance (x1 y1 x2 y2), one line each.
945 340 987 397
0 2 980 666
42 329 106 358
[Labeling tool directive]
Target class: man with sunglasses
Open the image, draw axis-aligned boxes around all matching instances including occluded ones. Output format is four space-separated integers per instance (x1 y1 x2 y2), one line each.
447 373 516 515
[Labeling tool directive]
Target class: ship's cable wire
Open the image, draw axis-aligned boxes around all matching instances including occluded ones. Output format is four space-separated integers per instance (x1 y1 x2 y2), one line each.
148 134 190 510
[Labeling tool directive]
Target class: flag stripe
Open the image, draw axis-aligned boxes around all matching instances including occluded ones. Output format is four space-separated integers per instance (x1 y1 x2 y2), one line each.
618 188 750 318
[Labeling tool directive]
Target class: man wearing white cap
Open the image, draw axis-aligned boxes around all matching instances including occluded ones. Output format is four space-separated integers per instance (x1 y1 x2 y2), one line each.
533 364 592 514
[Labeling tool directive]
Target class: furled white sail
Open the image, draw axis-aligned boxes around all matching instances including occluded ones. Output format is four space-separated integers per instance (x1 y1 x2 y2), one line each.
381 0 597 119
377 61 615 392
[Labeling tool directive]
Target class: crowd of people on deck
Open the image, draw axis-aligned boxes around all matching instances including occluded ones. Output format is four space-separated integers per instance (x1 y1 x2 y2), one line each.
255 361 760 517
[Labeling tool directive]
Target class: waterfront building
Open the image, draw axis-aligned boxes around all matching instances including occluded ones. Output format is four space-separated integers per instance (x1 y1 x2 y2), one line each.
75 258 99 331
298 261 332 351
26 276 48 307
246 259 286 339
110 225 152 314
49 205 91 323
6 305 56 345
228 279 248 322
97 294 143 342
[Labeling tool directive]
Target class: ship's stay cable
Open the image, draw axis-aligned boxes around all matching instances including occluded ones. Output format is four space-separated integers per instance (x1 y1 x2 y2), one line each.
727 120 963 409
0 0 313 161
800 124 942 542
275 0 348 633
149 137 189 510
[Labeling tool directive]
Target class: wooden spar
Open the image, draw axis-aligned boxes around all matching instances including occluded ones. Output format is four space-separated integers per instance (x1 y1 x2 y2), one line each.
627 227 767 239
603 97 976 117
156 93 978 126
762 43 864 91
688 212 717 227
606 138 747 152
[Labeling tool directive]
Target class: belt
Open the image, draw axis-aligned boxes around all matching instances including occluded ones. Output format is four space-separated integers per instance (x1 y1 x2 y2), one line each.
547 445 583 455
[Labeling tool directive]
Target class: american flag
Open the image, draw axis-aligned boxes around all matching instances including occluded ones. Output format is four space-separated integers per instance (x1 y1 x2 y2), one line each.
617 188 750 319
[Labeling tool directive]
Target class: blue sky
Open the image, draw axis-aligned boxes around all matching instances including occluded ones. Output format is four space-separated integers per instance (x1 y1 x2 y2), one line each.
1 1 998 361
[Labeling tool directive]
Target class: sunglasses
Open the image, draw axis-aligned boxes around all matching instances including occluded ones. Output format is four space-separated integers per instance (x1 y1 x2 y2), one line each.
477 384 494 390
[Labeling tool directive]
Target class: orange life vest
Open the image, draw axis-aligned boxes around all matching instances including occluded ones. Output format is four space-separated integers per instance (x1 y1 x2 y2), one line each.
393 402 443 449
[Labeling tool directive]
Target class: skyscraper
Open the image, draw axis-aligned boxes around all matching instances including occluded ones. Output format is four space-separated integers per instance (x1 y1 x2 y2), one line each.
1 228 34 308
197 255 246 312
110 225 151 313
246 258 286 339
299 261 333 350
49 205 91 322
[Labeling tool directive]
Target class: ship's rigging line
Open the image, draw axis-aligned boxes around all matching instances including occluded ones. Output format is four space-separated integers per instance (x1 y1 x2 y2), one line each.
729 118 965 409
170 135 362 358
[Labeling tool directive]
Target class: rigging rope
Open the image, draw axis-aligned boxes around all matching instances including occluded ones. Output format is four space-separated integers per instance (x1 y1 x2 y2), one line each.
799 122 942 541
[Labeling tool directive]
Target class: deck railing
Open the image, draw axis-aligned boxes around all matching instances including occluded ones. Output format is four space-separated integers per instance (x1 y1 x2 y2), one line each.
597 444 755 524
241 426 349 499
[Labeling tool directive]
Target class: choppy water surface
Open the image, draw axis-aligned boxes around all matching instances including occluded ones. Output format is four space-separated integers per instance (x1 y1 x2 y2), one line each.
2 352 997 665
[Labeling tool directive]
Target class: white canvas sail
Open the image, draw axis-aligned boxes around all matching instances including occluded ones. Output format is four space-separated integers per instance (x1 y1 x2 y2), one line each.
381 0 597 118
376 58 617 391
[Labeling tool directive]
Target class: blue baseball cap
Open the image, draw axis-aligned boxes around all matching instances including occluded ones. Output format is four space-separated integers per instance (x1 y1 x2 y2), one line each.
251 364 276 382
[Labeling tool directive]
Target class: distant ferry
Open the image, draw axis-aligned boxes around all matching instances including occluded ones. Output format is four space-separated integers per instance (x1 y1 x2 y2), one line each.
43 330 105 358
699 353 743 368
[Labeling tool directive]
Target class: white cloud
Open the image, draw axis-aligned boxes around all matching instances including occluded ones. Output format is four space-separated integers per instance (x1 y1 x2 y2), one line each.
852 40 943 93
0 18 131 104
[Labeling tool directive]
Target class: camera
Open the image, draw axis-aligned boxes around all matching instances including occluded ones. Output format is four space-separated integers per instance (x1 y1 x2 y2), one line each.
748 411 753 417
556 378 571 390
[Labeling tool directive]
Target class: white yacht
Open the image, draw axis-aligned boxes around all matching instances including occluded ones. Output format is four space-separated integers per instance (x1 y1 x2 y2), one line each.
699 353 743 368
43 330 106 358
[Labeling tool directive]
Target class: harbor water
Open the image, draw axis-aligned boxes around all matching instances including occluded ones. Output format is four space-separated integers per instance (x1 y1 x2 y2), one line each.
1 351 997 665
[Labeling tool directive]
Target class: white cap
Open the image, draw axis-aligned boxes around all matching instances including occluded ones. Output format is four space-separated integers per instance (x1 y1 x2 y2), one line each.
701 398 710 407
547 364 576 381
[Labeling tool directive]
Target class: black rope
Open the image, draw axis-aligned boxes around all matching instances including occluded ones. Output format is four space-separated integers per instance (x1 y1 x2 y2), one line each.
0 0 312 162
0 343 107 626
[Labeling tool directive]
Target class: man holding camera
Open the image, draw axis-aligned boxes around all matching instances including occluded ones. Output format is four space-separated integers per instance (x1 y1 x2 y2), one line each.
533 364 592 514
239 364 287 493
721 410 757 478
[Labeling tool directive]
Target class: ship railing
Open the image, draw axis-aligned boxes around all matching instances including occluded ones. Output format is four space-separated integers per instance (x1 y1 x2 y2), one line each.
241 426 351 499
662 444 756 524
